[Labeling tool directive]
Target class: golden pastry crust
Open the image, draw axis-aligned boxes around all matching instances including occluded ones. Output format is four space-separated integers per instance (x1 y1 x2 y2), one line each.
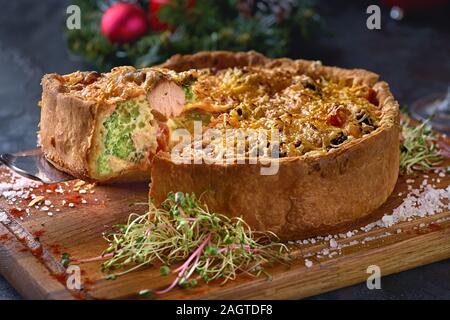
158 50 270 72
40 74 97 181
150 51 400 240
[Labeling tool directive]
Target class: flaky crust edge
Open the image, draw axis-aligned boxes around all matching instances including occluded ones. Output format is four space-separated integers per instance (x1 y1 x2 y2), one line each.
151 51 400 240
40 74 96 181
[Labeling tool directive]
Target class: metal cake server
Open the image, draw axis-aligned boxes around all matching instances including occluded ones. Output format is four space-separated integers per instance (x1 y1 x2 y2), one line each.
0 148 74 184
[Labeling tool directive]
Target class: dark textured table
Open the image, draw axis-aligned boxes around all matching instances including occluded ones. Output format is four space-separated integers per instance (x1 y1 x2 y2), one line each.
0 0 449 300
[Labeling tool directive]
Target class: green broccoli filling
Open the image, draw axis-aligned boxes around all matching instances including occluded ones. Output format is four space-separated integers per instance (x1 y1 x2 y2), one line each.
96 154 112 176
183 84 195 102
97 100 145 176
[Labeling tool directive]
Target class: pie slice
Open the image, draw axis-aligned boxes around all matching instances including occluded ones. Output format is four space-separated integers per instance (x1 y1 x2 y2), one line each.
39 67 186 182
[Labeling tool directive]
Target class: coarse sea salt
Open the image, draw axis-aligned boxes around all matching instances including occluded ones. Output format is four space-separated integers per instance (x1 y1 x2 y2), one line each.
0 211 9 223
1 173 42 203
292 183 450 262
329 238 338 248
304 259 313 268
388 185 450 222
0 173 40 192
361 185 450 231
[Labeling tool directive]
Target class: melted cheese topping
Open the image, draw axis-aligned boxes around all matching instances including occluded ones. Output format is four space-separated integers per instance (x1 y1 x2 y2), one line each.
181 66 382 157
57 67 170 104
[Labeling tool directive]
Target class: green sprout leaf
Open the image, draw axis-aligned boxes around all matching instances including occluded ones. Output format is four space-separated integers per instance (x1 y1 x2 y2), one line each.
400 115 443 174
138 289 154 298
105 274 117 280
189 279 198 288
60 252 71 268
159 265 171 276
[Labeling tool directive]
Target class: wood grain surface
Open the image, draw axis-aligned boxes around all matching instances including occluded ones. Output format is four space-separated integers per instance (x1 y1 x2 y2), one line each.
0 157 449 300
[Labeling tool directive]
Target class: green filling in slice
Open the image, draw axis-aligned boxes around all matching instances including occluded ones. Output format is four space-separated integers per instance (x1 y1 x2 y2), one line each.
97 100 145 175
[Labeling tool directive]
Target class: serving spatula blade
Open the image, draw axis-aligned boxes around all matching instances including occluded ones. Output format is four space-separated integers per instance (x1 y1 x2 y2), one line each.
0 148 74 184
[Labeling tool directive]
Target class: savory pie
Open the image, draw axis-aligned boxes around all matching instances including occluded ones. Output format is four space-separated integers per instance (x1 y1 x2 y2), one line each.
39 51 400 240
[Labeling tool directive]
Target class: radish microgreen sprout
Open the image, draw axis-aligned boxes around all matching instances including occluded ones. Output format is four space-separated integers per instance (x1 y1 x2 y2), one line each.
94 192 290 295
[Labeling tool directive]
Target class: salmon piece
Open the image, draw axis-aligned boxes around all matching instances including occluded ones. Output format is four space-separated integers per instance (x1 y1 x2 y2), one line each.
148 81 185 121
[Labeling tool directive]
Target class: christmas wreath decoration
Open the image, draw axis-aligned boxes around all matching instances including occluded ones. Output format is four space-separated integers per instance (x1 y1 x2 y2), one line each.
67 0 323 70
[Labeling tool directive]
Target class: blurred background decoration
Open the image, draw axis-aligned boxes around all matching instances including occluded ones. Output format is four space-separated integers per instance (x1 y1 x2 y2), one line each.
382 0 449 20
66 0 324 70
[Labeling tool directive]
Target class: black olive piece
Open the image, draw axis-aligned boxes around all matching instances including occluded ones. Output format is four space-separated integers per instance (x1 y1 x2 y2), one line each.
305 82 317 91
356 112 373 126
237 108 243 116
362 116 373 126
294 140 302 147
331 133 348 146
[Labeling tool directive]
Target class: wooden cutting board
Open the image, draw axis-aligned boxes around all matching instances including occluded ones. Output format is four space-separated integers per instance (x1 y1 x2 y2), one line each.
1 157 449 300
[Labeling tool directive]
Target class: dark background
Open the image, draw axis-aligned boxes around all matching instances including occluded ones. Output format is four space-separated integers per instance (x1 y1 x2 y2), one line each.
0 0 449 299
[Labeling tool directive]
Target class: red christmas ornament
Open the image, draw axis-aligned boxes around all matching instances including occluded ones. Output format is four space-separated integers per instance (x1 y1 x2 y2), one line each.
101 2 148 44
149 0 171 31
148 0 196 31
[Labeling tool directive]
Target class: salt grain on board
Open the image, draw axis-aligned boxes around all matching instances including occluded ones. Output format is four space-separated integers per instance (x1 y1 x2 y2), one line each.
0 211 9 223
329 238 338 248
